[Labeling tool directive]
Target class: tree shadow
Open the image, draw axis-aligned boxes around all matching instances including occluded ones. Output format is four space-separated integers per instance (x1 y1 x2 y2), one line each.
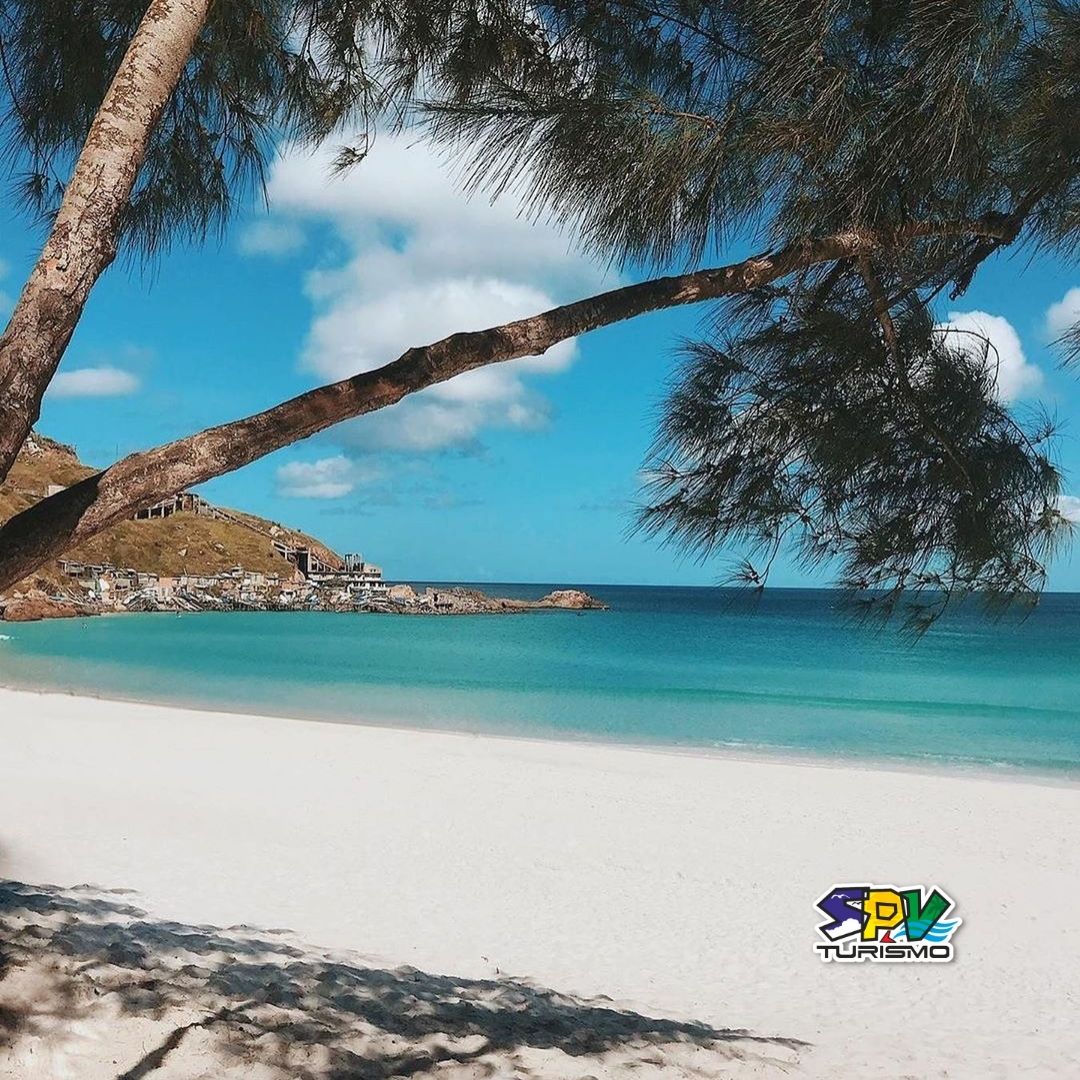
0 879 810 1078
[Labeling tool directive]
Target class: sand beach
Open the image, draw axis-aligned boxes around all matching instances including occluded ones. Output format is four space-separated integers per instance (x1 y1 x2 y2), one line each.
1 686 1078 1077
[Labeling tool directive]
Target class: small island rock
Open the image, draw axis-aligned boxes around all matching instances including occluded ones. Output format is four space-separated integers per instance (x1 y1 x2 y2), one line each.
536 589 608 610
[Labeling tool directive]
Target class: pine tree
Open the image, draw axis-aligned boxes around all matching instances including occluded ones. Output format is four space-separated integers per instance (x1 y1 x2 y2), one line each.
424 0 1080 624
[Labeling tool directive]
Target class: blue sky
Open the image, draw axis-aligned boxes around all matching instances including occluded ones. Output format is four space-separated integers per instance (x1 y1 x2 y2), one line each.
6 135 1080 588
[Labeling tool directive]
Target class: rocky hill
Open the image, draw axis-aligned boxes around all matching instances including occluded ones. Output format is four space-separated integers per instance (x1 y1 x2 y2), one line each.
0 435 608 622
0 433 342 606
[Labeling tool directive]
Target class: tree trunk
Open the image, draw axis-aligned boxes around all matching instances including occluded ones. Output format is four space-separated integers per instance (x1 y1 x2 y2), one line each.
0 219 1009 594
0 0 212 483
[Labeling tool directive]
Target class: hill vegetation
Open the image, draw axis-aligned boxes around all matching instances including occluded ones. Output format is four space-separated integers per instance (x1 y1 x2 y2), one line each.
0 433 341 600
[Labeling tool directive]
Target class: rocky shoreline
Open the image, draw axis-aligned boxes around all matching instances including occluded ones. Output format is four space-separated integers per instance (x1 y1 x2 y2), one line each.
0 585 607 622
377 586 608 615
1 436 610 624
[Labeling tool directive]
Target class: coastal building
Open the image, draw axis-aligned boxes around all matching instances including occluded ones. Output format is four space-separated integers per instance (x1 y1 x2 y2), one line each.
309 554 388 600
341 554 385 588
56 541 391 614
134 492 206 520
272 540 339 578
177 573 218 591
56 562 138 604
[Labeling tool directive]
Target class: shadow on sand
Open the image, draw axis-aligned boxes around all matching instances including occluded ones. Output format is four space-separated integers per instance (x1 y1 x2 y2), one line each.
0 879 809 1078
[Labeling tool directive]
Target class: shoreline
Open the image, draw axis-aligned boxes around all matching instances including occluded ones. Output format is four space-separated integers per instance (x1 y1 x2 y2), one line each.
2 678 1079 789
1 573 608 619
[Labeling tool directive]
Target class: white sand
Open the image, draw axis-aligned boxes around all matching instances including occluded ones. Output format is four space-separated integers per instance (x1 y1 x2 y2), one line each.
1 685 1078 1077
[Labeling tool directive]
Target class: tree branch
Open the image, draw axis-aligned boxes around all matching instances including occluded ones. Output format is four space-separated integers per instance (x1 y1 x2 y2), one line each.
947 183 1052 300
857 255 973 490
0 218 1012 594
0 0 212 484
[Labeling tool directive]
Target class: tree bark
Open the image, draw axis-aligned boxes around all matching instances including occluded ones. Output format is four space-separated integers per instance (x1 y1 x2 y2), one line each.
0 0 212 482
0 220 1010 594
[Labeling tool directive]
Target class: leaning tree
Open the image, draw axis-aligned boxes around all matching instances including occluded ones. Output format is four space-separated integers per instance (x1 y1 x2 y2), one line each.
0 0 1077 626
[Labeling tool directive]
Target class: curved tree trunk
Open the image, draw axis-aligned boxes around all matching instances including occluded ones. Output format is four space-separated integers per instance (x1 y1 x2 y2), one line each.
0 219 1009 594
0 0 212 483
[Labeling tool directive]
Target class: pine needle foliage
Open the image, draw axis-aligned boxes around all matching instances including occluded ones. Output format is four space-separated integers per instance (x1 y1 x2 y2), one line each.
640 291 1064 630
423 0 1080 621
0 0 556 259
428 1 1080 269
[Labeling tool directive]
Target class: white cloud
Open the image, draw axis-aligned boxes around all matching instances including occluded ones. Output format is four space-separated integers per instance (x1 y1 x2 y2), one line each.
50 366 140 398
304 272 576 452
238 219 306 257
1058 495 1080 523
1046 287 1080 340
276 455 382 498
260 136 607 452
939 310 1042 403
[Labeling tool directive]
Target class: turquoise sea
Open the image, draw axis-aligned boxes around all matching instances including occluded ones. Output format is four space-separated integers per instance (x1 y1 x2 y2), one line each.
1 585 1079 775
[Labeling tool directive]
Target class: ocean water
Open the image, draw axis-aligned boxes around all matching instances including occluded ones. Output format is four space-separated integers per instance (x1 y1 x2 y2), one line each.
1 585 1078 775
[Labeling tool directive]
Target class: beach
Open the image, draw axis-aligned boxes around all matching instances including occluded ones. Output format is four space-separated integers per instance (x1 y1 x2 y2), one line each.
1 686 1078 1077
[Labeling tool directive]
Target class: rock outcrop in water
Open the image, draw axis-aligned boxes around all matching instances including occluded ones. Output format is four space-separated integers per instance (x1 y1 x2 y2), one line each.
0 591 88 622
363 586 607 615
535 589 607 610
